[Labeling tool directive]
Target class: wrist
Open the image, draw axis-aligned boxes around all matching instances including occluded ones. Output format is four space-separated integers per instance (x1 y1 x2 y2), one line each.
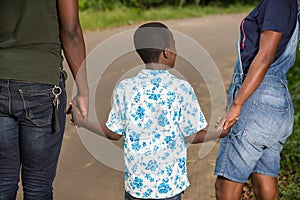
232 99 243 108
77 91 89 97
76 82 89 96
77 87 89 97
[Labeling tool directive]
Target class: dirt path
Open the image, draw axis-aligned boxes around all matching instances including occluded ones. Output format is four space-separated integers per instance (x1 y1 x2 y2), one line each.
17 13 246 200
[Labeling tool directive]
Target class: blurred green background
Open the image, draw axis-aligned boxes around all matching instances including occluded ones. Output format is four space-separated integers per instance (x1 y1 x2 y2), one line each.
78 1 300 198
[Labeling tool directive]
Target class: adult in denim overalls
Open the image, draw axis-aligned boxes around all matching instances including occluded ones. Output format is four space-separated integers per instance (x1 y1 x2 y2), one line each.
214 1 299 199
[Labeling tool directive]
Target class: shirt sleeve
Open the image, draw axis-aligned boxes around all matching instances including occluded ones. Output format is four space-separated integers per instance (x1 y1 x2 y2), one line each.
177 82 208 137
105 83 126 135
261 0 291 33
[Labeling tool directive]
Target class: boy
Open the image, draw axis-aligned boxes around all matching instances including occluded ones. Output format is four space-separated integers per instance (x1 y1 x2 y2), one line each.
71 22 227 200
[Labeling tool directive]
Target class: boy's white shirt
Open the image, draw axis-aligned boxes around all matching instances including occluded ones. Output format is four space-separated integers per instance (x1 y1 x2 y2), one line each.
106 69 207 199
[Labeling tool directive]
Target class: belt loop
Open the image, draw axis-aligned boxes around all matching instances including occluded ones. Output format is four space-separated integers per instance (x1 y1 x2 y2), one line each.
60 68 68 81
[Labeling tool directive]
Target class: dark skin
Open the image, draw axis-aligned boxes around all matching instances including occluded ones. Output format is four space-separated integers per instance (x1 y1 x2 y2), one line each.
71 102 228 142
58 0 89 120
215 30 283 200
71 37 228 143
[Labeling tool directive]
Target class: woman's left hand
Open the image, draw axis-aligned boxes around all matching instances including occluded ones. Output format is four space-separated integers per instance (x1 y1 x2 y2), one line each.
216 103 241 131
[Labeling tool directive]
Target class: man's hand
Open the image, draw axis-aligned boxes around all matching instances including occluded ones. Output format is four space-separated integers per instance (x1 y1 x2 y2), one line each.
67 103 85 127
71 94 89 120
66 93 89 126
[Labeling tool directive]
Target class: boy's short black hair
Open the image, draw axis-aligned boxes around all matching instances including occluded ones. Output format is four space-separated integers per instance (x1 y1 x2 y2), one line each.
134 22 173 64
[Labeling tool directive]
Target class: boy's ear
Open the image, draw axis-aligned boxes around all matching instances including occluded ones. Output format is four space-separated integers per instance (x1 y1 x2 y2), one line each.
163 48 169 59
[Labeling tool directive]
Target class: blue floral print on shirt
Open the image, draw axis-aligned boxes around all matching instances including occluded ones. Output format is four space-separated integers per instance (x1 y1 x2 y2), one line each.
106 69 207 199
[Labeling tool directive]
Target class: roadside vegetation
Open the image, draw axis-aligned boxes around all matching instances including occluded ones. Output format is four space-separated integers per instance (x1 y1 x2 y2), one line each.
79 1 300 199
78 1 255 30
280 47 300 200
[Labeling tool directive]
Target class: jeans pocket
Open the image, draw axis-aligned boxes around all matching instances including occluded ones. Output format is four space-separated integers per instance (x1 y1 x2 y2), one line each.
243 91 289 147
19 85 54 126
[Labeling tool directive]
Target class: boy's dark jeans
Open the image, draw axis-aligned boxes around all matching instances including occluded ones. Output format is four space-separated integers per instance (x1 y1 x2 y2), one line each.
125 191 182 200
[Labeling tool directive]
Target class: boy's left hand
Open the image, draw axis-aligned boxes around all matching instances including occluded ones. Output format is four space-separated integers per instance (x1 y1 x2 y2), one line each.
68 104 85 127
215 117 231 138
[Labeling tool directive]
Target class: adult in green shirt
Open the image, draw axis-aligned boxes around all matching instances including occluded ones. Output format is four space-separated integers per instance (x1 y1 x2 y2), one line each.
0 0 89 199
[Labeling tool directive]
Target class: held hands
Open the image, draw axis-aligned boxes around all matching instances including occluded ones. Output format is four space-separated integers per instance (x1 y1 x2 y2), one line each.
66 93 89 126
72 94 89 120
67 104 86 127
215 103 242 136
215 118 230 138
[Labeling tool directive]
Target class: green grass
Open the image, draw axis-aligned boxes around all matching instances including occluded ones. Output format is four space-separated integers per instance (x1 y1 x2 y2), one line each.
279 49 300 200
79 4 254 30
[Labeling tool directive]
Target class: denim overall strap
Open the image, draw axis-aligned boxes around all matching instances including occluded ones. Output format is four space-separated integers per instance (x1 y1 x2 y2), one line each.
226 37 245 108
266 9 300 81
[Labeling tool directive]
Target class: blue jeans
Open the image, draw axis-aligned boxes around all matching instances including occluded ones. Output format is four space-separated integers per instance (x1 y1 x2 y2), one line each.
125 191 182 200
0 76 66 200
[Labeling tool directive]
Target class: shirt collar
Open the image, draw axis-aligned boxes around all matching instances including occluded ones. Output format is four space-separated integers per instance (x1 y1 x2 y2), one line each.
137 69 171 78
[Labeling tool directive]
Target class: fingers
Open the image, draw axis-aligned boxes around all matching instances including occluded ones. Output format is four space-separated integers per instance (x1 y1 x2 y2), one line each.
216 117 222 125
66 103 81 126
66 103 72 114
80 107 88 120
215 115 239 132
71 95 89 120
69 105 83 127
65 103 75 125
70 118 75 126
73 103 88 120
71 105 82 116
215 117 226 131
223 117 239 130
215 117 221 128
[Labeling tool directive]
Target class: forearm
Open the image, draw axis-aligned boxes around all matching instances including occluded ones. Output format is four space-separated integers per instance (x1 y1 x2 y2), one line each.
219 54 273 130
216 31 282 131
60 29 88 96
233 30 282 108
57 0 88 96
232 55 270 107
78 119 121 140
185 129 228 144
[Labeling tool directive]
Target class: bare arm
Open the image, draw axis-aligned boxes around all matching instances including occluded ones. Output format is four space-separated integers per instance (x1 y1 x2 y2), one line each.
57 0 89 119
184 128 230 144
217 30 282 130
71 106 122 140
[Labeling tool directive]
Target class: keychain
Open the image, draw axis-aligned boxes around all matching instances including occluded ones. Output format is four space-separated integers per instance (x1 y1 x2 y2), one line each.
52 85 62 133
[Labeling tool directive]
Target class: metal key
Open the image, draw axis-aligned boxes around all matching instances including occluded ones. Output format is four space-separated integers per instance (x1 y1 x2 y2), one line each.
52 85 62 134
53 96 59 109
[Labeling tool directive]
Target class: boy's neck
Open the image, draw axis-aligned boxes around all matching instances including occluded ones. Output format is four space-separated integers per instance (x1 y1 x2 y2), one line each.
145 63 171 70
